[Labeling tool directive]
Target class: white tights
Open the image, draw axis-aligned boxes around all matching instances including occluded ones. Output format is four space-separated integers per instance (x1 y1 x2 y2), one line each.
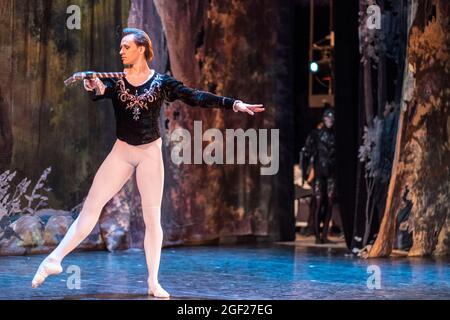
37 137 166 294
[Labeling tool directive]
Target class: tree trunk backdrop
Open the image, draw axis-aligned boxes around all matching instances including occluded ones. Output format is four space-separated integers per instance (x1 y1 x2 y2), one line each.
367 0 450 257
352 0 409 254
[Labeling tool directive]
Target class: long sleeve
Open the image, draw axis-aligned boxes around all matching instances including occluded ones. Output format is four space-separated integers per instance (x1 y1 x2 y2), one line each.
87 78 117 101
162 75 236 109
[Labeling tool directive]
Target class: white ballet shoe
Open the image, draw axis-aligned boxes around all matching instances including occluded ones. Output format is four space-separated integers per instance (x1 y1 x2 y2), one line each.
148 282 170 298
31 258 63 288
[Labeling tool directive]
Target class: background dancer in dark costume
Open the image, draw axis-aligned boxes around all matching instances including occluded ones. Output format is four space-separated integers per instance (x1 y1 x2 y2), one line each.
31 28 264 298
303 108 336 244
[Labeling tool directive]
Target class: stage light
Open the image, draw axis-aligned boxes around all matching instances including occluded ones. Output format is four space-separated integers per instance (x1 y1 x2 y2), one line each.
310 62 319 73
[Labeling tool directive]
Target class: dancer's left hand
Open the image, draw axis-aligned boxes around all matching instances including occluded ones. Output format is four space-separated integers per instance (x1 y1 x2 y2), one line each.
233 101 265 116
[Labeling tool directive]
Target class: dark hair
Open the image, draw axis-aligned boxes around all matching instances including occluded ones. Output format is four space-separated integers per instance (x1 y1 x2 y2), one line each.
122 28 154 62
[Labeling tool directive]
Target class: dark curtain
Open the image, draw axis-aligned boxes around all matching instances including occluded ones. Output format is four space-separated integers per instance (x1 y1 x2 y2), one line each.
333 0 360 249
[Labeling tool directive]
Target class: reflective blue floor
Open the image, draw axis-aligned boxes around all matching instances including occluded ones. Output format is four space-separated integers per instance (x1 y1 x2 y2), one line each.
0 244 449 300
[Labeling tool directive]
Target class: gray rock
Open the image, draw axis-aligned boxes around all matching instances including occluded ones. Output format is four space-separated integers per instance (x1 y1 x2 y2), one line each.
0 235 26 256
43 215 74 246
35 208 72 224
10 215 44 247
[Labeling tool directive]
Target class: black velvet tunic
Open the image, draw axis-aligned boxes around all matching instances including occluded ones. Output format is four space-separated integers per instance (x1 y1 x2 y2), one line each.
304 126 337 178
88 72 236 145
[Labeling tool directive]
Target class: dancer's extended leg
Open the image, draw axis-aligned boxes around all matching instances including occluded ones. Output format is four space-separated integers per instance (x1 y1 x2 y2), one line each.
32 144 135 288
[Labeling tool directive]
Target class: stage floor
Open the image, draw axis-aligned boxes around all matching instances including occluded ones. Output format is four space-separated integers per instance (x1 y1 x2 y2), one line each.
0 244 449 300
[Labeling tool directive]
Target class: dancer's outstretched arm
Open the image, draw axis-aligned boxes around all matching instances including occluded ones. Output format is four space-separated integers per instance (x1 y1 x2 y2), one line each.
162 75 265 115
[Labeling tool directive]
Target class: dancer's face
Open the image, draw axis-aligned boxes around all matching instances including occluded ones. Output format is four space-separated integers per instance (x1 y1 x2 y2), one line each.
120 34 145 65
324 116 334 128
